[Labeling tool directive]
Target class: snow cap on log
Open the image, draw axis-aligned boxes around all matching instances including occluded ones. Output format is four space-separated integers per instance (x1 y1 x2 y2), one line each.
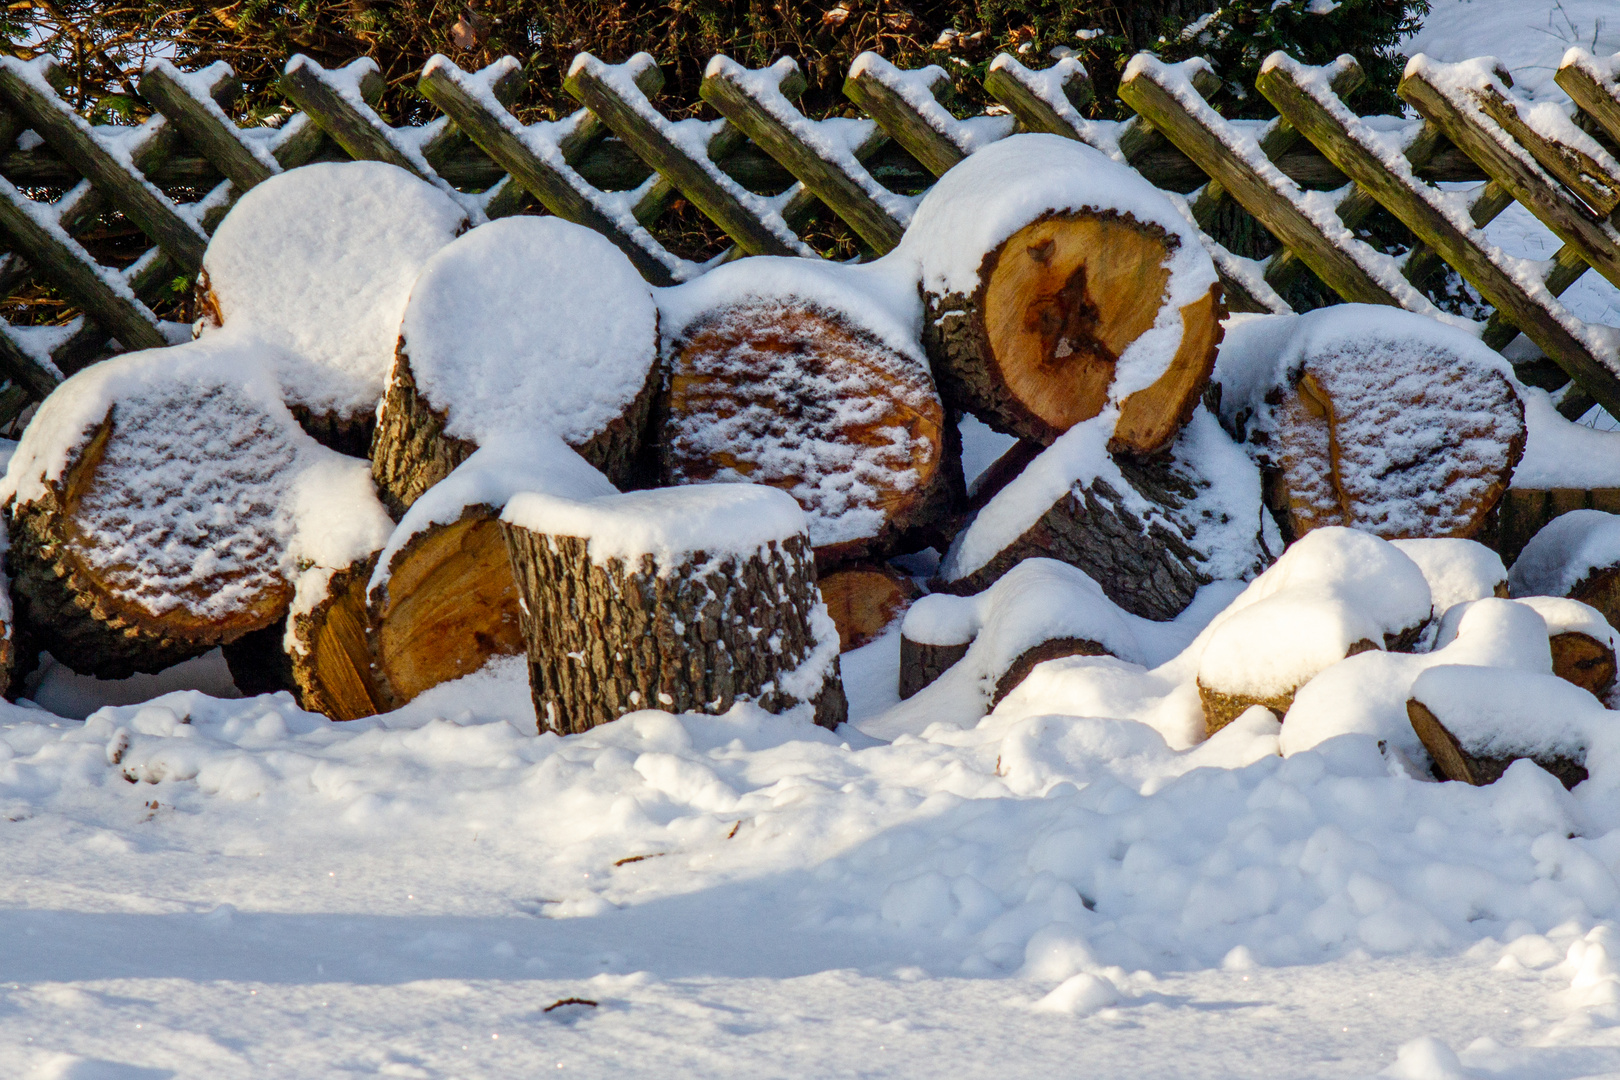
1510 509 1620 601
657 256 955 561
1194 527 1431 731
897 133 1222 454
1215 306 1524 540
199 161 467 422
378 215 659 504
1408 665 1602 789
1389 538 1508 615
1 333 393 677
501 482 845 733
897 558 1144 709
938 405 1273 618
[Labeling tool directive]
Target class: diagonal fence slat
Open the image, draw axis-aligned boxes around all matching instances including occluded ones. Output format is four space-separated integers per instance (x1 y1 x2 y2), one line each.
566 53 812 259
702 56 907 254
1256 52 1620 417
418 55 689 285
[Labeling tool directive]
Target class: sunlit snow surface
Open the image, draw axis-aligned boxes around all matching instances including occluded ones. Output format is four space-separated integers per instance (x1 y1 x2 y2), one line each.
3 644 1620 1078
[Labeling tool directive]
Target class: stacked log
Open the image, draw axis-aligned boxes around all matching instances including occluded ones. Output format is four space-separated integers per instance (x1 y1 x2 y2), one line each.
1407 665 1599 790
366 436 618 708
2 336 390 682
1213 305 1524 543
500 484 845 734
900 135 1225 457
371 215 661 513
658 257 960 565
196 161 468 453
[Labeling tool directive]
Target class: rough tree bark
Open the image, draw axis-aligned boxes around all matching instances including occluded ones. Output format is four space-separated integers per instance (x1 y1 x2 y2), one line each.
502 510 845 735
922 210 1224 457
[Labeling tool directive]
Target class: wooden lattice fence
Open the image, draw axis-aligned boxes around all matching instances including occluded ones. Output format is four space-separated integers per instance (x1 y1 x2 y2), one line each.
0 43 1617 434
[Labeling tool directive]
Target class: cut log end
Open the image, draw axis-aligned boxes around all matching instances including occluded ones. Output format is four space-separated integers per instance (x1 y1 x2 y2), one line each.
7 403 294 680
1407 698 1588 790
818 565 919 652
1550 630 1618 698
662 299 956 563
925 210 1223 455
289 556 389 722
1199 638 1380 738
899 636 970 699
370 508 526 705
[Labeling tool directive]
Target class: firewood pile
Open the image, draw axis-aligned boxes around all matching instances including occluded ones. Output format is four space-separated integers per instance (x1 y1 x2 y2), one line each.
0 133 1607 768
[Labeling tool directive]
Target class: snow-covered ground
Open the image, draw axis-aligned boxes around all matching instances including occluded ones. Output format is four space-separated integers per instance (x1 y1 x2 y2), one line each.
9 6 1620 1078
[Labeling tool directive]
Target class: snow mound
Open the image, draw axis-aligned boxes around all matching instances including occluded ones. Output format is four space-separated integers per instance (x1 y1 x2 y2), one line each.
397 215 658 447
200 161 467 417
1515 387 1620 489
503 483 809 569
1391 537 1508 615
1511 509 1620 599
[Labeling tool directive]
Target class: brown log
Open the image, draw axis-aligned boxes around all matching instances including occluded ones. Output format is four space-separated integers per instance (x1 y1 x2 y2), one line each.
898 636 970 700
1407 698 1588 790
1267 327 1524 543
1550 631 1617 699
288 555 390 721
370 215 661 515
501 488 846 734
936 409 1272 620
662 298 960 563
6 374 302 679
817 565 919 652
367 506 525 705
921 210 1224 456
1198 638 1380 736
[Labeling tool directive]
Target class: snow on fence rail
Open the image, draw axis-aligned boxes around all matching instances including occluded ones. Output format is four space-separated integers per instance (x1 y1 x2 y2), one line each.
0 43 1617 433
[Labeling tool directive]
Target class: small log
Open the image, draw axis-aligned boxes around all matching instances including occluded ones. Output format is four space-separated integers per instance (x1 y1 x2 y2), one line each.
1550 631 1617 698
1406 665 1598 790
500 485 846 734
1496 488 1620 567
898 636 971 700
288 554 390 721
818 565 918 652
991 637 1109 706
198 160 467 447
937 406 1272 620
1199 637 1379 735
372 214 660 514
1510 510 1620 632
661 263 959 563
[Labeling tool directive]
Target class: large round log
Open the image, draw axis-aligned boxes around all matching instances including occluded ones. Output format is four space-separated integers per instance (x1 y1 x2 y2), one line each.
659 258 960 565
936 405 1275 620
1214 306 1523 542
901 135 1224 456
367 437 618 707
197 161 467 449
500 484 845 734
1 336 394 682
372 216 660 515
